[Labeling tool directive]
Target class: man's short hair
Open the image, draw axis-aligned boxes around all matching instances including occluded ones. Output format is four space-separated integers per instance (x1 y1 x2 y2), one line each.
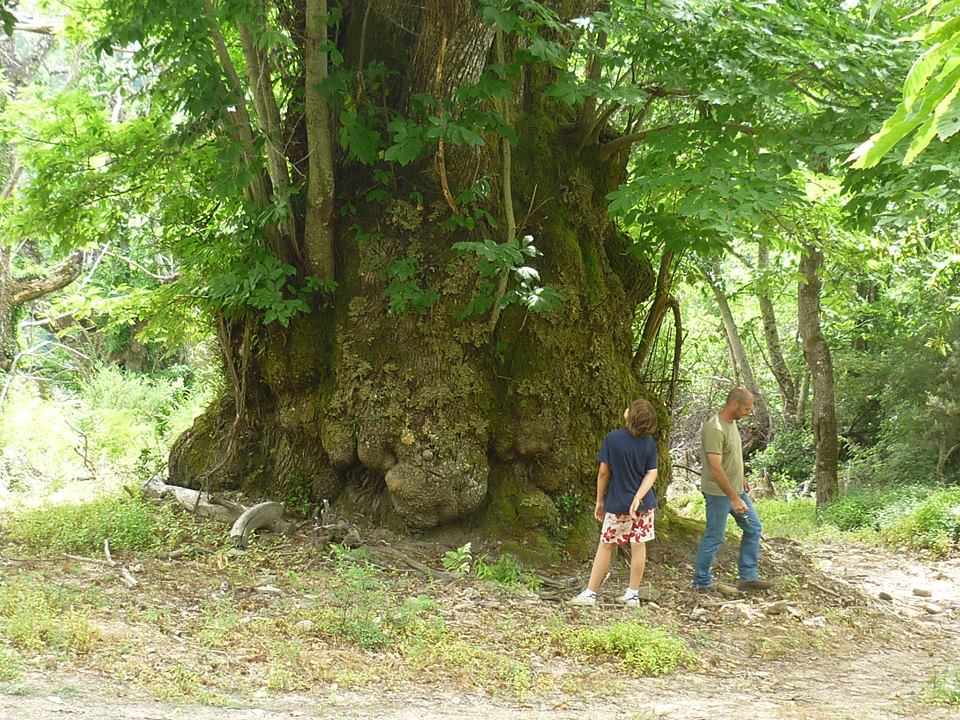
725 387 753 405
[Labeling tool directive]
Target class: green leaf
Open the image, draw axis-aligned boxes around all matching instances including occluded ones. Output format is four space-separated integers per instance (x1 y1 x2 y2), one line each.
935 92 960 140
904 77 960 163
849 59 960 168
903 37 960 109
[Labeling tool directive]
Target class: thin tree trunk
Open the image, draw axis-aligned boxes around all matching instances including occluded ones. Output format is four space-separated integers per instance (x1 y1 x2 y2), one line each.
202 0 284 258
237 18 300 255
757 243 798 428
488 28 516 338
666 297 683 409
702 268 772 443
303 0 337 279
797 242 839 507
633 249 676 372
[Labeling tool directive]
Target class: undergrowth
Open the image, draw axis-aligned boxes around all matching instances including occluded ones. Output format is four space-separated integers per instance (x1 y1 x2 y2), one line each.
0 574 99 657
675 486 960 556
0 493 196 554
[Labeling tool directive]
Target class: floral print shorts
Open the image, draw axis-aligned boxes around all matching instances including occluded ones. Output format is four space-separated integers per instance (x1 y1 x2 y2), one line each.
600 510 655 545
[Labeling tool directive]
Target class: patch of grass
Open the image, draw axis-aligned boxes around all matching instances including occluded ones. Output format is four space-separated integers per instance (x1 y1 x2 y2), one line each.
0 493 188 554
0 645 22 681
882 488 960 556
674 494 827 541
0 575 98 656
752 498 819 539
307 545 436 649
193 600 242 649
926 663 960 707
399 618 535 697
264 641 314 692
550 620 695 676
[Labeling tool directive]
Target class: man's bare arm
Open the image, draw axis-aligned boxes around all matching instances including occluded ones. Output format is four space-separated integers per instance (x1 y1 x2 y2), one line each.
706 453 747 513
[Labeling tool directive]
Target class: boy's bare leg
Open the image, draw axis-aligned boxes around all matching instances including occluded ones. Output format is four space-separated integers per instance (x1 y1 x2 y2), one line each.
586 541 616 591
628 541 647 591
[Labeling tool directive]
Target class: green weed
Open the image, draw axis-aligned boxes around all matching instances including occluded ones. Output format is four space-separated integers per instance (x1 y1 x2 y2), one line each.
442 542 473 574
926 663 960 706
307 545 435 649
473 552 541 591
550 620 695 676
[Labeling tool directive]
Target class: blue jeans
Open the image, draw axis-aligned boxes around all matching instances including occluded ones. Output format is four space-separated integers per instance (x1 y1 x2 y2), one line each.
693 492 761 588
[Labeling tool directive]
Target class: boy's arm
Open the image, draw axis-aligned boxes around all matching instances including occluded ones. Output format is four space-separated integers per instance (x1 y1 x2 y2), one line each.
629 468 658 519
594 462 611 522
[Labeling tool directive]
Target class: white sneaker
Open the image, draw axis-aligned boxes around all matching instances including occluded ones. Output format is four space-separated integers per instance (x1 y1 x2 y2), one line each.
619 590 640 607
568 588 597 606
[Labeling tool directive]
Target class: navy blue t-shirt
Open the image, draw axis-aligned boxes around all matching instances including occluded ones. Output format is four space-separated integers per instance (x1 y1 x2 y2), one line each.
596 428 658 514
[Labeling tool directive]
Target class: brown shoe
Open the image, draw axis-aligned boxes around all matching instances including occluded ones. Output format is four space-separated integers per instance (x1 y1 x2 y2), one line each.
738 578 775 592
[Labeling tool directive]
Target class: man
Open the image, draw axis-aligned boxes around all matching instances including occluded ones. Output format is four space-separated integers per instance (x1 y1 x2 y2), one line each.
693 387 774 593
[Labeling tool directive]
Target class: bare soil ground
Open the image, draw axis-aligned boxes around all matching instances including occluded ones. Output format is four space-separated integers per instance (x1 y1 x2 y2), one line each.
1 526 958 720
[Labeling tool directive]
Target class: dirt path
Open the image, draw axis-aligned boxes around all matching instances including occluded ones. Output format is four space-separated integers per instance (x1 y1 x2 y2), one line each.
2 541 958 720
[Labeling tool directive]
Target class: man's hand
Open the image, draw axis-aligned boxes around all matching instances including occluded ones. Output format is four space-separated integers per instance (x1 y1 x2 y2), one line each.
594 501 605 522
731 495 748 515
744 478 752 494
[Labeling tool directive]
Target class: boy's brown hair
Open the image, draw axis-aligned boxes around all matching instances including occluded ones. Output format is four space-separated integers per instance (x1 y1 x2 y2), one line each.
626 399 658 437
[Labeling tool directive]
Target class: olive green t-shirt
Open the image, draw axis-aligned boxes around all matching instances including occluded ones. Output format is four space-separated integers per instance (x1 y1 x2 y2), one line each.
700 413 744 497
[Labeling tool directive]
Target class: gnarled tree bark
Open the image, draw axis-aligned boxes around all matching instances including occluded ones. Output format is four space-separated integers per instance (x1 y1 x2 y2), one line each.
169 0 660 564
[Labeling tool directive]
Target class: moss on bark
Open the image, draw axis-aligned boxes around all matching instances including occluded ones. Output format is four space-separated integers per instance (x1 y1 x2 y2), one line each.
169 98 666 563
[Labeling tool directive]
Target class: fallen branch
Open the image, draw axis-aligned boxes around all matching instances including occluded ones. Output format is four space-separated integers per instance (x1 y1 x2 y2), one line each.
156 546 215 560
367 545 458 584
142 477 238 524
103 539 116 566
230 501 292 549
119 566 139 588
64 553 111 566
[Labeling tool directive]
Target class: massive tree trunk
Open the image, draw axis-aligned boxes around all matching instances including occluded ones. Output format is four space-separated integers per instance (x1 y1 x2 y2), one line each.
797 243 839 507
701 268 772 450
169 1 657 562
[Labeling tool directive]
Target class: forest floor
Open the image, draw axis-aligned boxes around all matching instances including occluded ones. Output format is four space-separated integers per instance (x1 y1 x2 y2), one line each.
1 514 958 720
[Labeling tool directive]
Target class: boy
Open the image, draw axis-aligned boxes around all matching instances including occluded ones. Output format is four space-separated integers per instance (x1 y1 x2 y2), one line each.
569 399 659 607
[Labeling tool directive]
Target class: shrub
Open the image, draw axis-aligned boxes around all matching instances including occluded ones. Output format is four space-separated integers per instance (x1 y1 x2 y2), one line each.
551 621 695 676
883 488 960 556
749 428 815 489
821 485 929 532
